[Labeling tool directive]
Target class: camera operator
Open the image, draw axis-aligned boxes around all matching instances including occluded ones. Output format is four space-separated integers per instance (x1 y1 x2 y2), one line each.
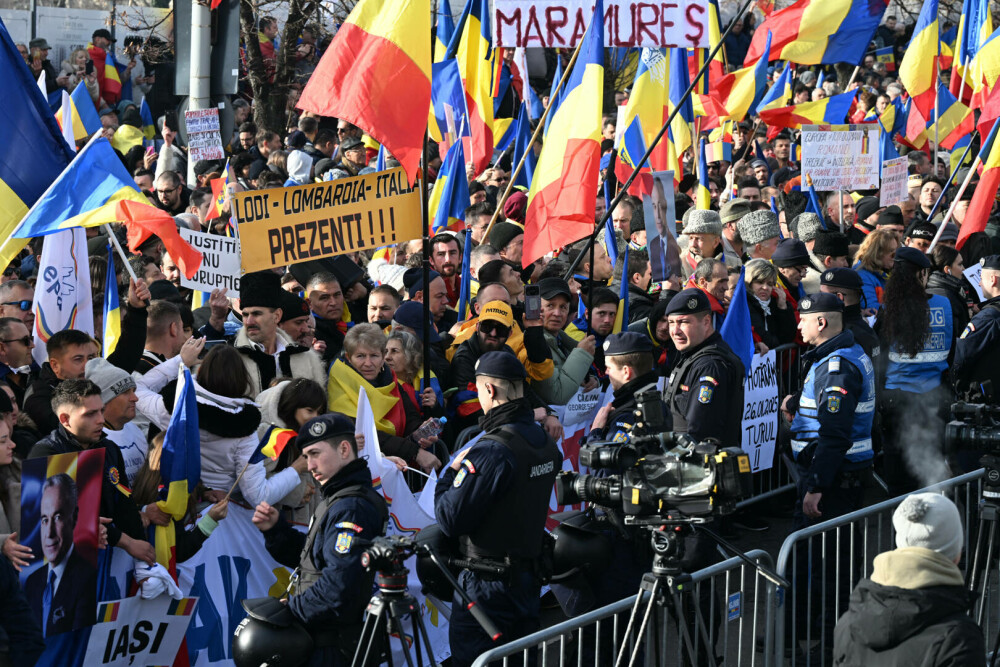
251 413 388 666
784 293 875 661
664 289 746 443
589 332 669 443
954 255 1000 401
434 351 561 667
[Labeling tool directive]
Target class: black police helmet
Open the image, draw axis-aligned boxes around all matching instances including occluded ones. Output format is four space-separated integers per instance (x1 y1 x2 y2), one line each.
233 597 314 667
549 511 613 581
414 523 462 600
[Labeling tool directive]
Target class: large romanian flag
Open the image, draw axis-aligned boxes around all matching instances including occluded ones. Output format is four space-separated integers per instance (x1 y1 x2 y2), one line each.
957 116 1000 250
12 137 149 239
154 367 200 574
522 0 604 268
619 48 670 172
715 31 772 122
744 0 889 66
898 0 939 121
949 0 992 99
758 89 857 131
428 137 470 232
0 17 75 271
298 0 431 183
688 0 726 94
969 26 1000 109
446 0 497 174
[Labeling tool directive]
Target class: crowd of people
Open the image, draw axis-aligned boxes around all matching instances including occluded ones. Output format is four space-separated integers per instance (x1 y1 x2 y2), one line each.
2 6 1000 666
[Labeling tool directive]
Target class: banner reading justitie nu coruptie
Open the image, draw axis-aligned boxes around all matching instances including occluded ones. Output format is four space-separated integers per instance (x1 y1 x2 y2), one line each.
235 167 422 273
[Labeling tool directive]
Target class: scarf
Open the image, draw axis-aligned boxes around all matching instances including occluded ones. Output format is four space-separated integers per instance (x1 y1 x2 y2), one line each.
754 294 772 317
328 358 406 435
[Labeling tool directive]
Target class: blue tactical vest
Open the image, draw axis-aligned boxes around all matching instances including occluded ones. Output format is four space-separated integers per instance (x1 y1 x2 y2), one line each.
791 342 876 464
885 294 953 393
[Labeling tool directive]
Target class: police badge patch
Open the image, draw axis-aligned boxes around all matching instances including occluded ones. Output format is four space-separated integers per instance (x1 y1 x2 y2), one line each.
335 531 354 554
827 395 841 413
960 322 975 339
453 459 476 488
698 385 713 403
612 430 630 443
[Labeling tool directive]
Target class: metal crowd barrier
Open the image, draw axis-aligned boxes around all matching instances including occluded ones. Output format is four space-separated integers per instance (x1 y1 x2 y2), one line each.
471 549 777 667
773 468 986 665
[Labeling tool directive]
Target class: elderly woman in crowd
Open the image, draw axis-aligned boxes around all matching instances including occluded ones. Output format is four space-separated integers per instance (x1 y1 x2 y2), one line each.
384 330 443 417
745 258 796 353
327 324 442 472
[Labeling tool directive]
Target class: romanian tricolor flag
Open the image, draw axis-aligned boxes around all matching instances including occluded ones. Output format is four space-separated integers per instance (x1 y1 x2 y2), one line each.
56 81 101 142
744 0 889 66
329 359 406 435
696 139 712 210
139 96 155 140
11 138 149 239
102 244 120 358
875 46 895 72
758 89 857 131
949 0 992 99
620 48 670 171
98 601 121 623
715 31 772 122
969 26 1000 109
154 367 200 574
511 102 536 189
688 0 726 94
957 116 1000 250
428 58 471 146
615 116 654 197
446 0 496 174
758 62 793 140
522 0 604 267
298 0 430 183
207 164 230 221
898 0 939 121
168 598 197 616
88 44 122 104
667 47 694 174
250 425 296 463
927 84 974 150
119 200 204 279
428 138 469 232
434 0 456 62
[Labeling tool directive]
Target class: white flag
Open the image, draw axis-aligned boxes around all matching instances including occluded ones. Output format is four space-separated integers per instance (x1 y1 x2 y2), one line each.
32 228 94 366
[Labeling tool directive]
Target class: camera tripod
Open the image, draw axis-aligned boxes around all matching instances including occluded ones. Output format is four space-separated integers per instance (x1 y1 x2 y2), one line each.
351 538 501 667
965 454 1000 667
614 522 789 667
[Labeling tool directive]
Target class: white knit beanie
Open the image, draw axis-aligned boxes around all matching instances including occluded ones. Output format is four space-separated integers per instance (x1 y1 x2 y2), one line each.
893 492 963 561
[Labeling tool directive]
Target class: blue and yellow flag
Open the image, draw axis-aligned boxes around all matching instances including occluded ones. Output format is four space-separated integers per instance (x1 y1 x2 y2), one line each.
102 244 120 358
139 96 155 140
12 137 149 239
56 81 102 142
696 139 712 210
428 138 469 232
0 17 75 270
434 0 456 63
511 101 536 190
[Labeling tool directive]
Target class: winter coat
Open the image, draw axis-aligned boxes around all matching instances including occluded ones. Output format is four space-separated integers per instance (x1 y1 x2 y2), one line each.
233 326 328 399
0 465 20 550
135 355 301 507
255 382 318 524
58 60 100 103
927 270 970 335
532 329 594 405
746 291 797 349
833 547 985 666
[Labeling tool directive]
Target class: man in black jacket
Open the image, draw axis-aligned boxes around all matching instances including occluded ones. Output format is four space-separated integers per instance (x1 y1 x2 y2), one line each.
253 413 387 666
28 380 154 567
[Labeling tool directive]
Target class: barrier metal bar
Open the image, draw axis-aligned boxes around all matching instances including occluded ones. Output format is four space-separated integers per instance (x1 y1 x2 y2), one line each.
773 468 985 666
471 549 776 667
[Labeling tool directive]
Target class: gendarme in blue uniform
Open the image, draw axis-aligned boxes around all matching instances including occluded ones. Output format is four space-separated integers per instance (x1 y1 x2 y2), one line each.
954 252 1000 396
790 329 876 497
885 293 953 393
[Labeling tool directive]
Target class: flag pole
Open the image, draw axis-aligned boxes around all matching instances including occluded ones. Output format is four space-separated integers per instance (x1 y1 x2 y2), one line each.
955 56 967 106
103 223 140 283
421 130 431 392
926 156 981 254
481 36 587 243
846 63 862 89
925 128 978 218
933 78 940 176
563 0 757 282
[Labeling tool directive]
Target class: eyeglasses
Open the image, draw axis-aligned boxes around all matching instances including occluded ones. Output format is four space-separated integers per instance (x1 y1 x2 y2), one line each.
2 300 31 312
1 336 31 346
480 321 510 337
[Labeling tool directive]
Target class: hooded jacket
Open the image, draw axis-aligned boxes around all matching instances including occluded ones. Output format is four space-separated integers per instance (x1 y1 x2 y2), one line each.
833 547 985 666
927 270 970 336
135 355 301 506
256 381 318 523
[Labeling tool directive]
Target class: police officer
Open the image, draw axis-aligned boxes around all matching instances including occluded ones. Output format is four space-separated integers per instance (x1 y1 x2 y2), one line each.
251 413 388 666
435 351 561 667
589 332 669 443
787 294 874 523
664 288 745 444
819 267 880 360
954 255 1000 400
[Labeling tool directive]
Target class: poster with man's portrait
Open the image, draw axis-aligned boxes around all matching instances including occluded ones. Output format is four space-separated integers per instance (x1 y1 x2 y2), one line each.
643 170 681 283
20 449 104 637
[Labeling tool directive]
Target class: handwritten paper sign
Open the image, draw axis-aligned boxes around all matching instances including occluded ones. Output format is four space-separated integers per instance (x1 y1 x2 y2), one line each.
741 351 778 472
178 228 242 292
801 125 880 192
184 108 224 161
880 156 908 207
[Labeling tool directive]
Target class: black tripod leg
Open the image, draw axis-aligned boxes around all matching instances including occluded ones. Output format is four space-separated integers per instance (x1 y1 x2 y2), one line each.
353 601 390 667
412 605 439 667
667 585 718 667
977 520 999 626
388 612 418 667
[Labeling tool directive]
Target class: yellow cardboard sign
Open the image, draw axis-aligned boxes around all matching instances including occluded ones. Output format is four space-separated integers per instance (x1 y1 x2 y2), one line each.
234 167 422 272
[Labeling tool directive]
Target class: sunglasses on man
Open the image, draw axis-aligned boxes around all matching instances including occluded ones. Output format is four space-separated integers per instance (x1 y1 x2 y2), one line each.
2 300 31 312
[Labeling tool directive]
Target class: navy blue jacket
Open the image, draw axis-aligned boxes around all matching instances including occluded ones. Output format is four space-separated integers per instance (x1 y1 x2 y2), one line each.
263 458 384 631
0 555 44 664
954 295 1000 395
435 399 549 539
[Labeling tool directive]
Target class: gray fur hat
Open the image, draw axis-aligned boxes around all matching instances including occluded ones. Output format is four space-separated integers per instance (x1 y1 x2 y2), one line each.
790 213 825 243
682 209 723 236
737 210 780 246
